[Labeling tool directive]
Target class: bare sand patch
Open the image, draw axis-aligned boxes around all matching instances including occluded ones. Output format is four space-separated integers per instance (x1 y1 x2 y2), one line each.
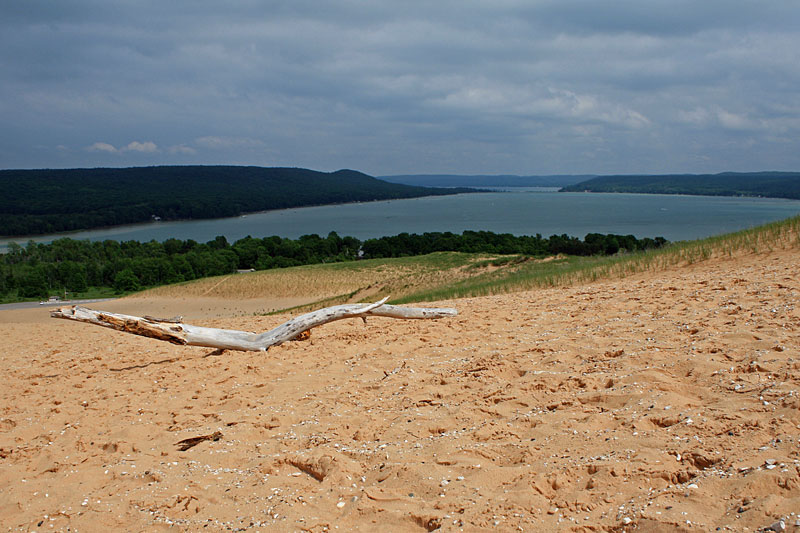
100 296 316 321
0 296 317 325
1 248 799 531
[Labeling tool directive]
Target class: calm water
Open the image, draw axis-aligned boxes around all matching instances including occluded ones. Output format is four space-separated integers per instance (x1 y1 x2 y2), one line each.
3 190 800 250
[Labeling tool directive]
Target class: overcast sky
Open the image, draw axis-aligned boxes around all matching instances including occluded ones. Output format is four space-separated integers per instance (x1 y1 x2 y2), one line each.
2 1 799 175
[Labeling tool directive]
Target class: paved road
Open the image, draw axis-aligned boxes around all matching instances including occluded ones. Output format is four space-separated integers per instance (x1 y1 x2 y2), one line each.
0 298 114 312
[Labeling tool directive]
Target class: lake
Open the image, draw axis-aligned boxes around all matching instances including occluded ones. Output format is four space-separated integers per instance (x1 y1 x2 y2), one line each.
2 190 799 250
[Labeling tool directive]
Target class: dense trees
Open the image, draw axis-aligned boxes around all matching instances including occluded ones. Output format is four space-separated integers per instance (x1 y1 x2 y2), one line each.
360 231 666 258
0 166 475 236
0 231 667 301
561 172 800 199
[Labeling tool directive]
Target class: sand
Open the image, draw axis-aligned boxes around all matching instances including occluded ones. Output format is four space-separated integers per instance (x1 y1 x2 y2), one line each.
0 296 320 326
1 248 799 532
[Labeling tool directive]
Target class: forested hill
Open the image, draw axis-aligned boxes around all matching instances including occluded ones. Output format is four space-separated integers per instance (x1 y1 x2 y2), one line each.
561 172 800 199
0 166 476 236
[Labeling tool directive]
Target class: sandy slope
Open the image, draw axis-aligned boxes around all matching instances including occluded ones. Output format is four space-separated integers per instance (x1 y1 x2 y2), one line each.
1 249 799 532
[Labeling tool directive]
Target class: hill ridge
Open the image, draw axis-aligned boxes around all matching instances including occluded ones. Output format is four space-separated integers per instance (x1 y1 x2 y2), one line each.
561 171 800 199
0 165 475 236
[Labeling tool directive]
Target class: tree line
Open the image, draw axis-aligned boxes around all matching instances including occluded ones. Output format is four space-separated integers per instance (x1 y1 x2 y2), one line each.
0 230 667 300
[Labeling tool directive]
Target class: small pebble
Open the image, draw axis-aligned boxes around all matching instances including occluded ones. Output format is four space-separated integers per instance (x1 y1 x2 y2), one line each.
763 520 785 532
336 501 346 509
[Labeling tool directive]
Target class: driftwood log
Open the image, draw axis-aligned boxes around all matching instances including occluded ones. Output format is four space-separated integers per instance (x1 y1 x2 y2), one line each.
50 298 457 352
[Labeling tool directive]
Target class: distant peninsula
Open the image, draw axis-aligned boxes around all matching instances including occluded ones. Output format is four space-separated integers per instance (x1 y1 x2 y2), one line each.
561 171 800 200
0 166 476 237
381 174 593 188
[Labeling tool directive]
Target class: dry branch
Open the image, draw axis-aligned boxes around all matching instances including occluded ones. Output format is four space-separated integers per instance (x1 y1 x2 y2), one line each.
50 298 457 352
175 431 223 451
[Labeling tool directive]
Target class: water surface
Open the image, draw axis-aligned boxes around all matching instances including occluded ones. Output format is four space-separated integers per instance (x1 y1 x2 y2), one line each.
3 190 799 250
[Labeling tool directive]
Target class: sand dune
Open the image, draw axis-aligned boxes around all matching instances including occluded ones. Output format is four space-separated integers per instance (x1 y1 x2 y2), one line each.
1 248 799 531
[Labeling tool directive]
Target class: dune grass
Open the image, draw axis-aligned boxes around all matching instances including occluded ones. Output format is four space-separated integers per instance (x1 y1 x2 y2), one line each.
139 252 504 310
393 214 800 304
135 215 800 312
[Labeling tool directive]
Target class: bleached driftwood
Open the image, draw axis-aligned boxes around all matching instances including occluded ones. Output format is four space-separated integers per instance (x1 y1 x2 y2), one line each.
50 297 457 352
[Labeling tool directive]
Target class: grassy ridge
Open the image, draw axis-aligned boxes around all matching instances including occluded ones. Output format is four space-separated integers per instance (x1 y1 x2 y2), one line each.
138 215 800 313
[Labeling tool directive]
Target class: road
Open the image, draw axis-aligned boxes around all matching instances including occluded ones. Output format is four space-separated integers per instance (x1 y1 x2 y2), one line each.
0 298 114 312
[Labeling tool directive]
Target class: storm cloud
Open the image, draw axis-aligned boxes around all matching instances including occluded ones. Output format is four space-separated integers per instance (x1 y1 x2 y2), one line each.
2 0 799 174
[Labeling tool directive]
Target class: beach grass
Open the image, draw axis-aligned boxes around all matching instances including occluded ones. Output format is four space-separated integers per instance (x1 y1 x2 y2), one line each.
394 214 800 303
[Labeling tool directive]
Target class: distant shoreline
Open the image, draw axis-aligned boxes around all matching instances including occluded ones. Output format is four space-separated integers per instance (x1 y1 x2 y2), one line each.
560 171 800 200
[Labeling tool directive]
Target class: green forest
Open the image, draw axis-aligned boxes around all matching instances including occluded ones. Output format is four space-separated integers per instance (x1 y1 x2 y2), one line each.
0 231 667 301
0 166 475 236
561 171 800 199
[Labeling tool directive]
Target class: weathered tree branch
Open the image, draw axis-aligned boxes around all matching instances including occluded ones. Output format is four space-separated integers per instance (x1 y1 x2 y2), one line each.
50 298 457 352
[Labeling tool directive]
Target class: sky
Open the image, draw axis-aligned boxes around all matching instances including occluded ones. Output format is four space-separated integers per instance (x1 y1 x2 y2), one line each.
2 1 799 176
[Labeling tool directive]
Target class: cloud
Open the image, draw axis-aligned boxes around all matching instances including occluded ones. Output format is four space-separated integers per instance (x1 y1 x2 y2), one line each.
716 110 753 130
123 141 158 153
87 142 118 153
168 144 196 155
4 1 800 173
434 82 650 130
194 136 265 149
677 107 712 126
85 140 159 154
